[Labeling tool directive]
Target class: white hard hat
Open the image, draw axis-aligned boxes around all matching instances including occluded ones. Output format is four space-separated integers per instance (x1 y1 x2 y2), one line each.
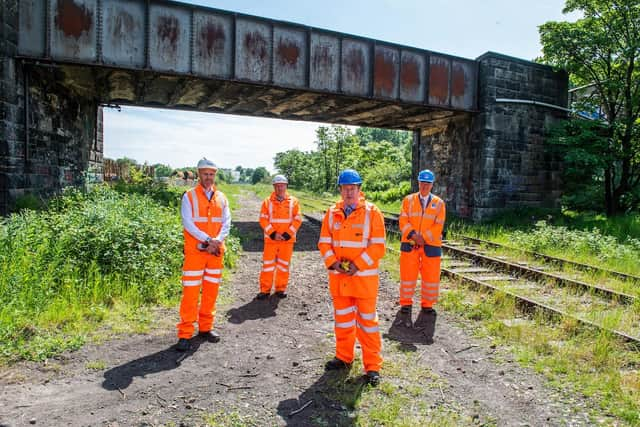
272 174 288 184
197 158 218 170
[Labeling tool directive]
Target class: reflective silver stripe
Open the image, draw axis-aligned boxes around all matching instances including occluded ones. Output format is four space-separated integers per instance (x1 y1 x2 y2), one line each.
335 320 356 328
182 270 204 277
210 217 223 223
422 282 440 287
408 213 422 217
323 250 335 260
328 208 335 230
401 223 412 232
263 259 275 265
335 306 357 315
399 212 408 217
362 203 372 243
333 240 367 248
318 237 332 244
193 217 209 223
423 296 438 301
260 214 269 219
289 198 294 224
422 214 436 220
357 322 379 333
277 259 289 266
262 267 275 272
205 268 221 274
358 311 377 320
401 280 417 285
361 252 374 266
435 219 445 224
329 270 340 275
294 215 302 220
425 230 434 241
289 225 296 233
369 237 385 244
271 219 291 223
401 287 415 292
190 189 199 218
182 280 202 286
354 268 378 277
268 199 293 224
265 224 274 232
422 289 439 294
203 276 221 283
277 265 288 272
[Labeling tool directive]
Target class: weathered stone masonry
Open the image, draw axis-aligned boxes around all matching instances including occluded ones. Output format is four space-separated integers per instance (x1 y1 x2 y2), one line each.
1 2 102 214
416 52 567 220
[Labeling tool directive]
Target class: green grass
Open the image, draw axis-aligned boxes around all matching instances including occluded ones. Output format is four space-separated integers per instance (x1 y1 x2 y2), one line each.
0 181 242 364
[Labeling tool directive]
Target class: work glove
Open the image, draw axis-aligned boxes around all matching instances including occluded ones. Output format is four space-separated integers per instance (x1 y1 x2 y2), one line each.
282 232 291 241
269 232 277 240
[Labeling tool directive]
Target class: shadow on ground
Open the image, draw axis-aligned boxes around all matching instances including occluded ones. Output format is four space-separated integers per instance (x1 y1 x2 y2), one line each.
101 339 204 390
225 294 282 324
277 368 369 426
383 308 436 350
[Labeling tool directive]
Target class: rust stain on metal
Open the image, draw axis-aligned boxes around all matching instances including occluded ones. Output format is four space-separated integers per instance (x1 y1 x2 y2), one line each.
112 11 135 37
277 40 300 67
55 0 93 39
430 62 449 102
451 66 465 97
401 57 420 90
313 45 333 70
200 23 225 56
244 31 268 61
374 51 395 94
344 48 364 78
158 16 179 47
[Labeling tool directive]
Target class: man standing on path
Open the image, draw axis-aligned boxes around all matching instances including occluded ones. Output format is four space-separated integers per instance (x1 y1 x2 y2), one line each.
317 169 386 386
176 158 231 352
396 169 446 342
257 175 302 300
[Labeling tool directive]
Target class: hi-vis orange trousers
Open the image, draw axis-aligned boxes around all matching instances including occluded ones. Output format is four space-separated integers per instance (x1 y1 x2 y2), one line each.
332 295 382 372
399 247 441 308
260 241 294 293
177 251 224 339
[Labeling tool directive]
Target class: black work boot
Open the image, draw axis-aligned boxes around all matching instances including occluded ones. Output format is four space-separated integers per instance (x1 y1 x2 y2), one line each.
175 338 190 352
393 305 413 328
414 307 437 344
324 357 351 371
275 291 287 299
255 292 269 300
199 330 220 343
365 371 381 387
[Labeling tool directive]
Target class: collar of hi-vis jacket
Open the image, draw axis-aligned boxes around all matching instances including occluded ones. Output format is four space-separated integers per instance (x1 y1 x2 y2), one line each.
267 192 294 224
189 185 223 224
328 198 373 248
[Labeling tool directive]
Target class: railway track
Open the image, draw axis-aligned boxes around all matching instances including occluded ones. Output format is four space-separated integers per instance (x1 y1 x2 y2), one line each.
299 198 640 347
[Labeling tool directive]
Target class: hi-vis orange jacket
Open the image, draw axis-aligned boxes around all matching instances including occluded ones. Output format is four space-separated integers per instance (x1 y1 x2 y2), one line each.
318 196 386 298
259 192 302 243
399 193 445 252
183 185 228 253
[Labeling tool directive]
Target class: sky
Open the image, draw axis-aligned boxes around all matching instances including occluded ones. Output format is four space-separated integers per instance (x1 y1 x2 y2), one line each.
104 0 578 171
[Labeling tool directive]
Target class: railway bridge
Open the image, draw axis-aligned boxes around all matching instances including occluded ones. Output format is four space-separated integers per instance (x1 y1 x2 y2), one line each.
0 0 567 219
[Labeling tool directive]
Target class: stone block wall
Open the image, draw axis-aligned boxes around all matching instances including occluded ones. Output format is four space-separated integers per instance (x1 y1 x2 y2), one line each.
415 52 567 220
0 0 102 214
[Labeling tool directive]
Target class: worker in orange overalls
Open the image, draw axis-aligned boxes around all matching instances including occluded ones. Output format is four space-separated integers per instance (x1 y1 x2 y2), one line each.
397 169 446 341
176 158 231 352
318 169 386 386
257 174 302 300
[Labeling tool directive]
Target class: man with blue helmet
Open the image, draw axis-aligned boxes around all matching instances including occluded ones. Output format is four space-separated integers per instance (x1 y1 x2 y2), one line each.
396 168 446 343
317 169 386 386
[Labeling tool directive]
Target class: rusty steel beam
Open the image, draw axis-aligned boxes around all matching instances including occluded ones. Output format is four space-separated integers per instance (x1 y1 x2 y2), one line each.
16 0 478 113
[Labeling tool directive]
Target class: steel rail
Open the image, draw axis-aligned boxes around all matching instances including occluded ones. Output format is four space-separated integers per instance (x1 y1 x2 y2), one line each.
455 235 640 284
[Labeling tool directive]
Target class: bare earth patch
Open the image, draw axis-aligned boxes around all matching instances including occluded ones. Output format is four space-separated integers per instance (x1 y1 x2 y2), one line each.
0 192 592 426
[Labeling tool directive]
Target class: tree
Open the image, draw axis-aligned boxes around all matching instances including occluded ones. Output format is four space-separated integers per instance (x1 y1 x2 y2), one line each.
539 0 640 214
153 163 173 178
251 167 270 184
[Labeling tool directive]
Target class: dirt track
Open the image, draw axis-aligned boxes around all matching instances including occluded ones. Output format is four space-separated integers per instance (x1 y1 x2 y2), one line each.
0 192 593 426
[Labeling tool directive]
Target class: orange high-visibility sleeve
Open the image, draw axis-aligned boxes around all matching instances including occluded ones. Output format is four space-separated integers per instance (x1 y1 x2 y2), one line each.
398 196 414 240
425 199 446 246
259 198 274 235
318 207 338 268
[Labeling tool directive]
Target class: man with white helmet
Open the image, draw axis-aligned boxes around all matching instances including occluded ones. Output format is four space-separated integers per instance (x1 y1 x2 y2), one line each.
257 174 302 299
176 158 231 352
396 169 446 343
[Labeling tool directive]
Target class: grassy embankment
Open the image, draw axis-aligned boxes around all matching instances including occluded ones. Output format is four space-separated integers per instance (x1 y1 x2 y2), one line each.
0 181 242 364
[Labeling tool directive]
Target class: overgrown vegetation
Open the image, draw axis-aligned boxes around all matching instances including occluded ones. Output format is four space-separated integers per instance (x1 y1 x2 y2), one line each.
274 126 413 204
0 181 240 364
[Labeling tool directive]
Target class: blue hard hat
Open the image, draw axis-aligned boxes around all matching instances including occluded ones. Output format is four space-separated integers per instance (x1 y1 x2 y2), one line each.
418 169 435 183
337 169 362 185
